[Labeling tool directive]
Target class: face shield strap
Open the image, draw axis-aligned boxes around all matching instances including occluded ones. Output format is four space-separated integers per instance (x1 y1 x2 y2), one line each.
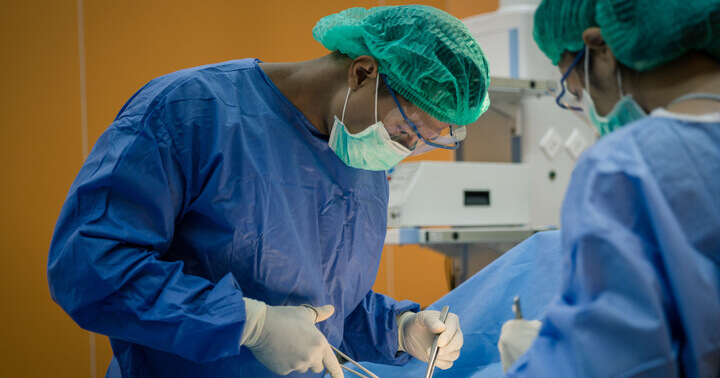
380 74 460 151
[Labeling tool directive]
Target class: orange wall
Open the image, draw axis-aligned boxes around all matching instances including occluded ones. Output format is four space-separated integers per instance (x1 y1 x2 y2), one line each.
0 1 498 376
0 1 90 377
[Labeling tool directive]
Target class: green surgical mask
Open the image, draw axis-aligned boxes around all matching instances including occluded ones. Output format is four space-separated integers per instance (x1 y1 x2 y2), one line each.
581 88 647 136
328 77 411 171
581 48 647 136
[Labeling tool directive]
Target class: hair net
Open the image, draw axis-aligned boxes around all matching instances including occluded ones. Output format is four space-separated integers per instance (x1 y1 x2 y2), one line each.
532 0 596 66
533 0 720 71
313 5 490 126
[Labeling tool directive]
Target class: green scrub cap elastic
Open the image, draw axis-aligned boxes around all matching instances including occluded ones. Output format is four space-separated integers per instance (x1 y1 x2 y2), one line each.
313 5 490 126
533 0 720 71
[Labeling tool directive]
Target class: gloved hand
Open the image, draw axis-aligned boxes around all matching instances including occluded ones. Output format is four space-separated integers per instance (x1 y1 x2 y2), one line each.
498 319 542 373
397 310 463 370
241 298 342 377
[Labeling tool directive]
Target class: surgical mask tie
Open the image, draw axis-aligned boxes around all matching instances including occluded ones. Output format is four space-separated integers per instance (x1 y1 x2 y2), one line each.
581 46 647 136
328 75 411 171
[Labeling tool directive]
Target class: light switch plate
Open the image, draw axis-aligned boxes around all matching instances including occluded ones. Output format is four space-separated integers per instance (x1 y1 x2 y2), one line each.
564 128 588 160
539 128 562 160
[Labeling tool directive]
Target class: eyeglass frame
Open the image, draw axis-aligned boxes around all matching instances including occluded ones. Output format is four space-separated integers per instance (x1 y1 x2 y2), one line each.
556 48 586 112
380 74 462 151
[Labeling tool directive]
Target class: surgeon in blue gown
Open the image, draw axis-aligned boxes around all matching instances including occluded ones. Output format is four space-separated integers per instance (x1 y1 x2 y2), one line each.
47 5 490 378
498 0 720 376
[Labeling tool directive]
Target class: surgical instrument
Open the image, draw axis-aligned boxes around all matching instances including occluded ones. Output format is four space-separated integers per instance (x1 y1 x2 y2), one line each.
425 305 450 378
330 345 380 378
340 364 372 378
513 296 523 319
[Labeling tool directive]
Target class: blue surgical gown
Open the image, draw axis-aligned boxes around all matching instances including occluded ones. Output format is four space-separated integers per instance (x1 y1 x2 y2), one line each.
509 111 720 377
47 59 420 377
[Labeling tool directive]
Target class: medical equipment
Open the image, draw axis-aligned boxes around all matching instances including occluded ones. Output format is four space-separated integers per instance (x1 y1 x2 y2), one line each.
385 161 536 285
425 305 450 378
388 162 530 228
330 345 380 378
513 296 523 320
385 0 596 285
462 0 597 228
340 365 372 378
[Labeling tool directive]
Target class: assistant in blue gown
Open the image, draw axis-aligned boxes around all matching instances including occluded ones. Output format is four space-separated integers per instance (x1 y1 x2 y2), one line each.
47 59 419 377
508 110 720 377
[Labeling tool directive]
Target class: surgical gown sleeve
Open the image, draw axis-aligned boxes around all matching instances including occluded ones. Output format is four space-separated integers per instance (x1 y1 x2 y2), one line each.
47 103 247 363
341 290 421 365
507 150 678 376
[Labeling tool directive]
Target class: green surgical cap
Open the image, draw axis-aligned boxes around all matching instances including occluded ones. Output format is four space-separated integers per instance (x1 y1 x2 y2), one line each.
533 0 720 71
313 5 490 126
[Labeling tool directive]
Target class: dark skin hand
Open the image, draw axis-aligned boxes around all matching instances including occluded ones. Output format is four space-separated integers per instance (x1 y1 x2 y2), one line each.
558 27 720 116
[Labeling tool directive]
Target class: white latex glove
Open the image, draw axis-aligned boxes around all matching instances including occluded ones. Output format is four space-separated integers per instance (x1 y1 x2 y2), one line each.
498 319 542 373
397 310 463 370
241 298 342 377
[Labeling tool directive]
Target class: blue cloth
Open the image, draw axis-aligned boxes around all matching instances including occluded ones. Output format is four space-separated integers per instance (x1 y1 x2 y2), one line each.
48 59 420 377
360 231 564 377
509 113 720 377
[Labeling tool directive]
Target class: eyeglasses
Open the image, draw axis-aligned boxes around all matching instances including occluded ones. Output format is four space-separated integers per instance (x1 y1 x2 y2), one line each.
552 48 586 112
381 74 466 156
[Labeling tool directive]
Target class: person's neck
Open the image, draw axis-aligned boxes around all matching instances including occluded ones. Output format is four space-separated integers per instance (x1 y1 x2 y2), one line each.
259 56 348 135
629 52 720 115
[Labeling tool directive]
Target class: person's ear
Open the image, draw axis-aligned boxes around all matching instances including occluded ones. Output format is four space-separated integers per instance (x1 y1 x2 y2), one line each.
582 27 617 72
347 56 379 89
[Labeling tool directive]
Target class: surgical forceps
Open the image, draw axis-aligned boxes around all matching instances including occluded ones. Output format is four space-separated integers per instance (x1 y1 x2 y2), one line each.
330 345 381 378
425 305 450 378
